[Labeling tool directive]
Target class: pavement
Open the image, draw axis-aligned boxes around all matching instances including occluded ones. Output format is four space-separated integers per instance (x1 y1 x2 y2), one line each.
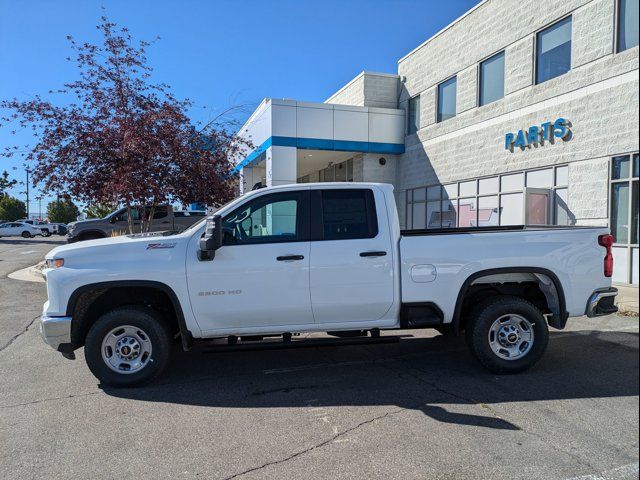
0 237 638 480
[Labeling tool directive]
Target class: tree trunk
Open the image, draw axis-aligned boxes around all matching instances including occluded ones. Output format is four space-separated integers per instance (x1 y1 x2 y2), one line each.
125 204 134 234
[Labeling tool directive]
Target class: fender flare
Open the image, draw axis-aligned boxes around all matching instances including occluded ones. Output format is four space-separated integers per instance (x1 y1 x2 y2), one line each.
66 280 194 350
451 267 568 333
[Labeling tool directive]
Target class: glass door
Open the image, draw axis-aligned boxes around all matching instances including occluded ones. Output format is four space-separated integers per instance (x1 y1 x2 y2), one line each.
525 188 551 225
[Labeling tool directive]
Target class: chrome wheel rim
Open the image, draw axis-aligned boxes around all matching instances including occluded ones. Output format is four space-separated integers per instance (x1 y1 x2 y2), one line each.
488 314 534 361
101 325 152 374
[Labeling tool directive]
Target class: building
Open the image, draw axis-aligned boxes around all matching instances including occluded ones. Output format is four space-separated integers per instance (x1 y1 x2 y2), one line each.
236 0 639 285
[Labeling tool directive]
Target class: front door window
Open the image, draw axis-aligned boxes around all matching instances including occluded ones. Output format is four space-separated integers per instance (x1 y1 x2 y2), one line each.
222 192 302 245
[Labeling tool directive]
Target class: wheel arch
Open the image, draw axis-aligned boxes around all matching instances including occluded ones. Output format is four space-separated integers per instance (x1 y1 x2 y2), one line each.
66 280 193 351
452 267 568 334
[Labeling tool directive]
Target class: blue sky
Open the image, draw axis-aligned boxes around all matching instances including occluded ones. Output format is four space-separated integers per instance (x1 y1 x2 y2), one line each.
0 0 478 214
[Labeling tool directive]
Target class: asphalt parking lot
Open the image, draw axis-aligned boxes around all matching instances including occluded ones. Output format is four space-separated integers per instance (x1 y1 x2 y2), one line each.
0 238 638 480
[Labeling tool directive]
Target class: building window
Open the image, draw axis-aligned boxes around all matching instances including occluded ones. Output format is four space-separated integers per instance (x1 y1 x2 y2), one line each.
536 16 572 84
610 153 639 284
479 51 505 106
407 95 420 134
437 76 457 122
404 165 571 230
311 158 353 184
617 0 639 52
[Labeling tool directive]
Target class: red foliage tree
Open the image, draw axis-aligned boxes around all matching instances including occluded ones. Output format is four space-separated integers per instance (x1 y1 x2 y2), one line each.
1 16 248 232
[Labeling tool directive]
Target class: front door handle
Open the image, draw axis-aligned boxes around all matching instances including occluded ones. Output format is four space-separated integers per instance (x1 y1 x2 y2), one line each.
360 251 387 257
277 255 305 261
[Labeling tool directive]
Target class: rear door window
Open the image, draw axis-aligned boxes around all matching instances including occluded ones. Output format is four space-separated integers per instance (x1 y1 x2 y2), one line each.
321 189 378 240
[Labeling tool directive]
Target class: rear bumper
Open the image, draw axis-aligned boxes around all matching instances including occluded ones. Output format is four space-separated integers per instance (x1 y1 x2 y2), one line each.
586 287 618 317
40 314 75 359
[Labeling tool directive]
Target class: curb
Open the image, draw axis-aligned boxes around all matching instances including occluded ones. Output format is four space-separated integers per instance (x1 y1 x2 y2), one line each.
7 261 46 283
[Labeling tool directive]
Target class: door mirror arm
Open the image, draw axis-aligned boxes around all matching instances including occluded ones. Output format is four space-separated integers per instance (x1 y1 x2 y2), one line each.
198 215 222 261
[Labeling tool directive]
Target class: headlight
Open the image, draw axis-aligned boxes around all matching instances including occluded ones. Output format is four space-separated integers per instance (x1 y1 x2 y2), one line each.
46 258 65 269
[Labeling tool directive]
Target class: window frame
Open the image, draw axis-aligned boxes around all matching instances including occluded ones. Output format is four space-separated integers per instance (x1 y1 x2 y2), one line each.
310 188 378 241
220 190 310 246
407 94 421 135
478 50 505 107
404 164 571 230
608 152 639 284
616 0 640 53
436 75 458 123
534 15 573 85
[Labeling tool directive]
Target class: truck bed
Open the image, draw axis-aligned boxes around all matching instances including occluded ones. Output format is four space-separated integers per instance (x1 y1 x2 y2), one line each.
399 224 610 322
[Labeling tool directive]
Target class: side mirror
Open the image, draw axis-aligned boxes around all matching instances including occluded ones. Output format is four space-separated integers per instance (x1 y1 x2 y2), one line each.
198 215 222 261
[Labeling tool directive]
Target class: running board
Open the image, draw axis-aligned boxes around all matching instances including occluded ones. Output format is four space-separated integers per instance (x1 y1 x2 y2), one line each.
200 335 401 354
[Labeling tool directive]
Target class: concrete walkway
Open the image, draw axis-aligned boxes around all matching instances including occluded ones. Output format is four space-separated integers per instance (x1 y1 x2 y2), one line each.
615 283 639 315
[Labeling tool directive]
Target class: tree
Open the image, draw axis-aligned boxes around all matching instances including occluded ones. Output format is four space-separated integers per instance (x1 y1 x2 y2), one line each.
1 15 248 233
0 195 26 221
0 170 17 197
85 202 118 219
47 197 80 224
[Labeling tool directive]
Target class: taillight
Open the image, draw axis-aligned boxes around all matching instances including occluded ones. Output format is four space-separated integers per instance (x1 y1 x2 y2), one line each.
598 234 614 278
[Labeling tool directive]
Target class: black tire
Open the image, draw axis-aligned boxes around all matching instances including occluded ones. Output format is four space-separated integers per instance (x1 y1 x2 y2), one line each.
465 296 549 374
21 231 32 238
84 306 172 387
41 229 50 237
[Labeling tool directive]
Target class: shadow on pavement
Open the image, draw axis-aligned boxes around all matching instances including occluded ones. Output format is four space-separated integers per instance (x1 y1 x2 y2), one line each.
103 330 639 431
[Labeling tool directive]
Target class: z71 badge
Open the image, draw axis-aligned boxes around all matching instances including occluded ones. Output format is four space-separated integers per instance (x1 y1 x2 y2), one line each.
146 242 177 250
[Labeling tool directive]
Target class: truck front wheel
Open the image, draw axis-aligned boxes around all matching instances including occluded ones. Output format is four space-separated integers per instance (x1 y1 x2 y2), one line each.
466 296 549 374
84 306 172 387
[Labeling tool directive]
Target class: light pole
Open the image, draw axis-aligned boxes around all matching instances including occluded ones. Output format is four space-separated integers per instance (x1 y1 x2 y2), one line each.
25 168 31 219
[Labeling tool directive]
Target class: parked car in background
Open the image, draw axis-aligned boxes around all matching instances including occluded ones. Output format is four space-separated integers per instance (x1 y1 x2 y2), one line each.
18 219 59 237
66 205 204 243
0 221 46 238
51 223 68 235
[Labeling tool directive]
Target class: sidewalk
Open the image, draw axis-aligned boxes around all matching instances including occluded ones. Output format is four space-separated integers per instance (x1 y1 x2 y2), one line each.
615 283 639 315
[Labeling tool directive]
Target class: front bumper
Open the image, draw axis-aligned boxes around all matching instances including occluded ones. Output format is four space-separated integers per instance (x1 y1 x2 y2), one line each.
40 315 75 359
586 287 618 317
66 234 78 243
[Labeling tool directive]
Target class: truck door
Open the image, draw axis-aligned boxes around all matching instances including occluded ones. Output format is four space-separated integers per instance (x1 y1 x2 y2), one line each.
309 188 395 324
186 190 314 333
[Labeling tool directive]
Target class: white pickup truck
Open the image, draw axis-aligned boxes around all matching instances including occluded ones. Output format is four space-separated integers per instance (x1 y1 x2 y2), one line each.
40 183 618 386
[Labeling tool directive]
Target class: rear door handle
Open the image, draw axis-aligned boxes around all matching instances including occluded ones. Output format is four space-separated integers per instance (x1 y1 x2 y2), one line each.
277 255 305 261
360 251 387 257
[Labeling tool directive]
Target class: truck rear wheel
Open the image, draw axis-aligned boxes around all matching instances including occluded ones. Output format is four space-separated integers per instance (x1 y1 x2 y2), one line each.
84 306 171 387
465 296 549 374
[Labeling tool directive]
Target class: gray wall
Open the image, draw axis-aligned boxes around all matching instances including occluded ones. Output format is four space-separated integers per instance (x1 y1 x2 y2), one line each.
327 72 400 109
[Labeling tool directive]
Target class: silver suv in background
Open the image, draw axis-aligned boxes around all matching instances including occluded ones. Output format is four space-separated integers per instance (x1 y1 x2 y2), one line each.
66 205 203 243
